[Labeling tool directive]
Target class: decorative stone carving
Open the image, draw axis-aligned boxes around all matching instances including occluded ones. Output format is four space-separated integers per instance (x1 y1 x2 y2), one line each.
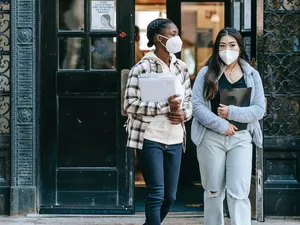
17 28 32 43
12 0 36 190
17 108 32 123
10 0 37 215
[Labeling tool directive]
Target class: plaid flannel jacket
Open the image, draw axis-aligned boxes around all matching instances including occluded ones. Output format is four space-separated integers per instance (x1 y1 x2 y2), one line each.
124 53 192 150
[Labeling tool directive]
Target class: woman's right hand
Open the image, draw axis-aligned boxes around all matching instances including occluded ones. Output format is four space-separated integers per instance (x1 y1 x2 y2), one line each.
224 123 238 136
168 94 182 112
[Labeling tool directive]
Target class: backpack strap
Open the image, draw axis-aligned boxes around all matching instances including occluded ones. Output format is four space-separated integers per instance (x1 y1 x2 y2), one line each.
174 59 187 85
121 69 130 116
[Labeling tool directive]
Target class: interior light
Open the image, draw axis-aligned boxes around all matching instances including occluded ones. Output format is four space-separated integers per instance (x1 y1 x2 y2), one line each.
211 13 220 23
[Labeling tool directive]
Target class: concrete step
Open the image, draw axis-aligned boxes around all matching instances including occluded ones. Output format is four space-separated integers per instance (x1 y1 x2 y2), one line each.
0 215 299 225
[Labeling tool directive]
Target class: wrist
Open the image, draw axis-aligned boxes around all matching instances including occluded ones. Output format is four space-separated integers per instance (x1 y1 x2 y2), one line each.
170 106 180 112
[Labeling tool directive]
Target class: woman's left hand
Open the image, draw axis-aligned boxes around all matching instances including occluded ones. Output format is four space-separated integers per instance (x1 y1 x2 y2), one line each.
218 104 228 119
166 110 186 124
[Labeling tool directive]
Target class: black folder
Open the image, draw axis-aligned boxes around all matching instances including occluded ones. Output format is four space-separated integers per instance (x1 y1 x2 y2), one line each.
220 87 252 131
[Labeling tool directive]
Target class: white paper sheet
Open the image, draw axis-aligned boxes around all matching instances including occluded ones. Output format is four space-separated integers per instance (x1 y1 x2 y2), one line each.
138 72 184 122
138 72 182 102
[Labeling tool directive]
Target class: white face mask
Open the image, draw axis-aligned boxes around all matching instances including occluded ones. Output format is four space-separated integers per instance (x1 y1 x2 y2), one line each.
219 49 239 65
158 34 183 54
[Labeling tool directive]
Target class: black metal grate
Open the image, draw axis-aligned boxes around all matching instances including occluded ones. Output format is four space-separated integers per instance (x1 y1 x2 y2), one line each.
0 1 10 134
263 0 300 138
0 0 10 215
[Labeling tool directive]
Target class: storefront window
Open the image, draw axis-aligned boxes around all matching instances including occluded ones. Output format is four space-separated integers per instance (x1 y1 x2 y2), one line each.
90 0 116 31
59 37 85 69
91 37 116 69
59 0 84 31
57 0 118 70
181 2 224 80
135 10 166 51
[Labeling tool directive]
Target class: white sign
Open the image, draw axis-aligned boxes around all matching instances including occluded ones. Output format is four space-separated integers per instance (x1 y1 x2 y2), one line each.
91 1 115 30
244 0 251 30
233 1 240 30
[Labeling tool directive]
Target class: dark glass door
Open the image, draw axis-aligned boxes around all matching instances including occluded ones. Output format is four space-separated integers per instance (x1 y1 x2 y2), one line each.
39 0 134 214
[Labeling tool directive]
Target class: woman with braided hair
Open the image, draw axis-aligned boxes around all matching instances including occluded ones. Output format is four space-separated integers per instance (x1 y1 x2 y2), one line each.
124 18 192 225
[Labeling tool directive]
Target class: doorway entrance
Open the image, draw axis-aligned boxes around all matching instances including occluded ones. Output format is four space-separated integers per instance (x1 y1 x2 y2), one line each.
39 0 135 214
134 0 224 212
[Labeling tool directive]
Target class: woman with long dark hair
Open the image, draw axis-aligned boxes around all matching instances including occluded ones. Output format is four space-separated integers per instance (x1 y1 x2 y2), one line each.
191 27 265 225
124 18 192 225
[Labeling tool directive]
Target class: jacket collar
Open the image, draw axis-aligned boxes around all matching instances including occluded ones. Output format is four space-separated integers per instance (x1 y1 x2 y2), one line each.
218 58 254 79
142 50 177 67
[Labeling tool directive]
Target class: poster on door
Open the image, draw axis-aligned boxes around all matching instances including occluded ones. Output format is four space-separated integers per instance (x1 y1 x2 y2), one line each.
91 0 115 30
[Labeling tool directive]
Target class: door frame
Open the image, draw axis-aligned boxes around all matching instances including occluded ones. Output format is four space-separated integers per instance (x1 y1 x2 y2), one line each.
38 0 135 214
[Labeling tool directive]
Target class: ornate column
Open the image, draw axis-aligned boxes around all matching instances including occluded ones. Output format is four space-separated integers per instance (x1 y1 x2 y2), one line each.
10 0 36 215
0 1 11 216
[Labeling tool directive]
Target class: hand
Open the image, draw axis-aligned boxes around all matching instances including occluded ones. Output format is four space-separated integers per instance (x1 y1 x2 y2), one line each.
224 123 238 136
168 94 182 112
166 110 186 125
218 104 228 119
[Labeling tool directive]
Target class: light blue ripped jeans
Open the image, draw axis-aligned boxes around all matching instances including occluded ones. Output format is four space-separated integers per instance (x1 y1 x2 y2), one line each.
197 129 253 225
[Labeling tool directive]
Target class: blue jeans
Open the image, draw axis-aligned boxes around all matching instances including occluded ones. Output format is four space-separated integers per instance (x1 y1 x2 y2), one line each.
137 139 182 225
197 130 253 225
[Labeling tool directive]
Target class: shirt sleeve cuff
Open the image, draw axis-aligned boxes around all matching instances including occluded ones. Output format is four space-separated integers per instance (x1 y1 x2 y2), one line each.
159 100 170 114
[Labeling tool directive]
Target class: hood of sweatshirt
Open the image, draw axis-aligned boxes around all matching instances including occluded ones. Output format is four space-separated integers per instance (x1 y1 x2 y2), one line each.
141 50 178 70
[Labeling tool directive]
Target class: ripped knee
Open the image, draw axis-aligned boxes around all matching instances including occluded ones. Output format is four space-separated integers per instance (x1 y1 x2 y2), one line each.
208 190 219 198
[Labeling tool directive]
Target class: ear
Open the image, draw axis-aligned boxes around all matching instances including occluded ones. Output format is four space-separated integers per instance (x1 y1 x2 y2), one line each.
155 34 161 43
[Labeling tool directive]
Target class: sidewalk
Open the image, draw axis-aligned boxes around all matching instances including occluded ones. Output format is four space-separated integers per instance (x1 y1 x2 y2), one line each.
0 213 299 225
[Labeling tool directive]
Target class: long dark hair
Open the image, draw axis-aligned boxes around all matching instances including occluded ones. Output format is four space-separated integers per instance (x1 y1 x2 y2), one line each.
146 18 173 47
203 27 250 100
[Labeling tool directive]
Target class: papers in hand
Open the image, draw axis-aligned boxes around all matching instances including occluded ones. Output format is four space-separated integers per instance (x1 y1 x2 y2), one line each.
138 72 182 102
138 72 184 122
220 87 252 130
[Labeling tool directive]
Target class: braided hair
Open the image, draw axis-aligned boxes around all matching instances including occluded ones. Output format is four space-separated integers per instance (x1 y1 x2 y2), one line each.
146 18 173 47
